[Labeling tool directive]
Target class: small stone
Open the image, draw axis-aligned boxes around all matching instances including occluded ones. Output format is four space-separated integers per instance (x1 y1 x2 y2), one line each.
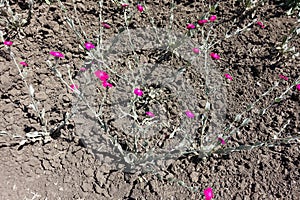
217 165 225 171
83 167 94 177
42 160 52 170
165 173 174 181
81 182 92 192
94 183 103 194
53 23 60 32
99 163 111 174
189 171 199 182
95 171 106 187
62 94 71 103
35 91 48 101
199 100 206 108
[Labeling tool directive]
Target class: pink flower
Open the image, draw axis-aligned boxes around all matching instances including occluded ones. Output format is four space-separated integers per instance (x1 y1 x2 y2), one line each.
137 4 144 12
193 48 200 54
210 52 220 60
198 19 208 25
50 51 64 58
203 187 214 200
296 84 300 91
20 61 28 66
256 21 265 29
187 23 196 29
218 137 226 145
3 40 13 46
102 81 113 88
224 73 233 81
70 84 79 92
121 3 129 8
102 23 111 29
134 88 143 96
80 67 86 71
84 42 95 50
146 111 155 117
279 74 288 81
94 70 109 81
185 110 195 118
209 15 217 22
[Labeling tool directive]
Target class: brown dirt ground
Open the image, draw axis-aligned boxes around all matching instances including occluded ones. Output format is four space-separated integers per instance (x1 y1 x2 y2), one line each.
0 0 299 199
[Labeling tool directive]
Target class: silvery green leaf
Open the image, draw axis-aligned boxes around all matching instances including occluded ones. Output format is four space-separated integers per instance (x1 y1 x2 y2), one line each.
22 71 28 77
19 20 27 27
28 103 35 110
124 153 138 165
29 84 34 97
46 60 52 67
205 101 210 111
275 97 282 103
178 181 185 186
260 109 266 115
177 67 186 73
8 8 13 15
234 114 242 122
26 131 41 138
74 89 81 95
55 70 62 78
117 143 124 155
256 82 261 87
246 104 253 111
19 140 27 146
79 44 85 51
241 118 250 127
41 108 45 119
287 7 293 15
124 155 132 164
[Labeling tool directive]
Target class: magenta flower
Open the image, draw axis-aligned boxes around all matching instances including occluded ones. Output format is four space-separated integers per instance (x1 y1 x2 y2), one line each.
203 187 214 200
80 67 86 71
185 110 195 118
218 137 226 145
146 111 155 117
279 74 288 81
296 84 300 91
134 88 143 96
210 52 220 60
193 48 200 54
256 21 265 29
186 23 196 30
84 42 95 50
209 15 217 22
198 19 208 25
94 70 109 81
137 4 144 12
224 73 233 81
102 81 113 88
50 51 64 58
102 22 111 29
20 61 28 66
70 84 79 92
3 40 13 46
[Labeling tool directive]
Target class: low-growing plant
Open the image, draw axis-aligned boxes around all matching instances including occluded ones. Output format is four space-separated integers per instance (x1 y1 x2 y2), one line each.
1 0 299 198
0 0 33 39
276 0 300 14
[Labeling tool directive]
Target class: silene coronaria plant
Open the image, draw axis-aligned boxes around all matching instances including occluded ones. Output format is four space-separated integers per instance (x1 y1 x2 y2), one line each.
1 1 299 199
